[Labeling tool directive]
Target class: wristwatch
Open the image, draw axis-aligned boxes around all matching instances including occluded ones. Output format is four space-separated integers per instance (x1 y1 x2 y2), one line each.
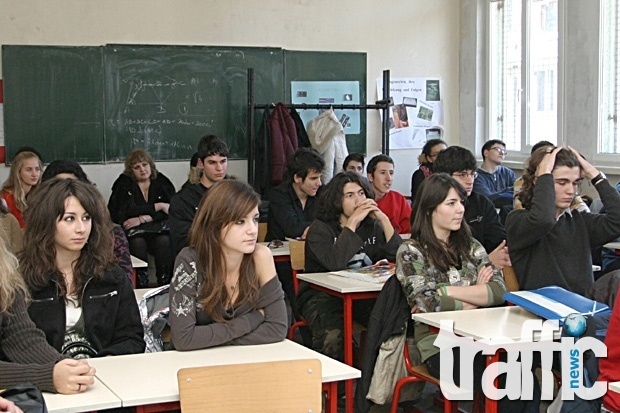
591 172 607 186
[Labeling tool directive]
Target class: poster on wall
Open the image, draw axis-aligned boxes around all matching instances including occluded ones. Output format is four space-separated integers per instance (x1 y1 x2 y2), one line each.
376 77 443 150
291 81 360 134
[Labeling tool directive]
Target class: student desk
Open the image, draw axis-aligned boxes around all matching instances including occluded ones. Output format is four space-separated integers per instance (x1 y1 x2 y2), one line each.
134 287 151 302
43 378 121 413
604 241 620 250
259 240 290 262
88 339 359 413
296 272 384 413
131 255 148 287
413 306 561 413
131 255 148 269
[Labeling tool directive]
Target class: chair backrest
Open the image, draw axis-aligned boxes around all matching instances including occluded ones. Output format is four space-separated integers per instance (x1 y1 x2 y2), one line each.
289 240 305 293
178 359 322 413
503 265 520 292
289 240 306 272
258 223 268 243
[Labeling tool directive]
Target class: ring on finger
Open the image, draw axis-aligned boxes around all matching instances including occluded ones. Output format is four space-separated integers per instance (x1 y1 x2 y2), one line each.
78 384 82 391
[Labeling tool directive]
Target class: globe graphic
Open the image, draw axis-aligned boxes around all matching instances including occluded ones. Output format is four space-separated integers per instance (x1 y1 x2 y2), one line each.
563 313 587 337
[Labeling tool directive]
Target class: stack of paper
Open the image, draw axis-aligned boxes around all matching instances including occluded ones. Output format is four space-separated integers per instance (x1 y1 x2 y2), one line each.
330 263 395 284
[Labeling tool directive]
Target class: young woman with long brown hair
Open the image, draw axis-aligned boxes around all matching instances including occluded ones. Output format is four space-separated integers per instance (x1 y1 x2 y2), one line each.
0 225 95 393
20 178 144 359
169 180 287 350
397 173 538 412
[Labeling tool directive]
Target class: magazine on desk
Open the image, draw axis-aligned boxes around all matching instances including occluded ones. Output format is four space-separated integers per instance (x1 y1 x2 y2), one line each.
330 263 395 284
503 285 611 323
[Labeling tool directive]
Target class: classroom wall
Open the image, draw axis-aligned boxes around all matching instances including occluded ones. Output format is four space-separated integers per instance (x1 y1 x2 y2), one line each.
0 0 459 199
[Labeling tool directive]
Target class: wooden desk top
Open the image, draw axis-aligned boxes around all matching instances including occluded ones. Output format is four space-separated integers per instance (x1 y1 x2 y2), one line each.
88 339 359 407
43 378 121 413
297 272 385 294
413 306 561 342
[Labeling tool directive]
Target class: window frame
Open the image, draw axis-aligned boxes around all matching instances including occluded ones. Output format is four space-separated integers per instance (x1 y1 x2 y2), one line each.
486 0 565 170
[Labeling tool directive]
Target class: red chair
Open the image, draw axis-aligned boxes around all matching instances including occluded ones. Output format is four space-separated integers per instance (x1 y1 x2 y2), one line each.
391 343 460 413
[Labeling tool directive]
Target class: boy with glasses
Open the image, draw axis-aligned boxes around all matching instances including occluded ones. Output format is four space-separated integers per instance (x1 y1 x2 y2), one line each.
433 146 511 269
473 139 516 208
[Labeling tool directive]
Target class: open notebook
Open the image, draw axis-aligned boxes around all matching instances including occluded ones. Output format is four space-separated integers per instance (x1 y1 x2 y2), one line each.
330 263 395 284
504 286 611 322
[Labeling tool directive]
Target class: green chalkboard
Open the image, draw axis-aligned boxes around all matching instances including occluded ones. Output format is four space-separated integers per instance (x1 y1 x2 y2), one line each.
284 50 367 154
2 45 104 163
104 45 283 161
2 45 366 164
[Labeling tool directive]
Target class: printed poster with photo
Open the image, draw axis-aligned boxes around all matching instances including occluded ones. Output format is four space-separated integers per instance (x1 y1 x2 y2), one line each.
291 81 360 134
376 77 444 149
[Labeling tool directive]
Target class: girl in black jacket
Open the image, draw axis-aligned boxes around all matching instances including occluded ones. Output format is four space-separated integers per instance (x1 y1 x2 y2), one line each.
20 178 145 359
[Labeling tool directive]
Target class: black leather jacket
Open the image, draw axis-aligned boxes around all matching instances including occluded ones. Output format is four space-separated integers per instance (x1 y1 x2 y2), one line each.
27 265 145 357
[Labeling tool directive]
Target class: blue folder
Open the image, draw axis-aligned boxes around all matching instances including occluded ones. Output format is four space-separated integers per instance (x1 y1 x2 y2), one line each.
503 286 611 323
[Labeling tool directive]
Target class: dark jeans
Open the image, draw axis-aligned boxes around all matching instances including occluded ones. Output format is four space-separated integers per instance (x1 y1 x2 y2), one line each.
275 261 296 316
298 291 374 363
128 233 174 286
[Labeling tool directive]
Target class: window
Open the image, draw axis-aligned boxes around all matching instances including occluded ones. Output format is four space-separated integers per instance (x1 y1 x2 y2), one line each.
489 0 558 154
601 0 620 154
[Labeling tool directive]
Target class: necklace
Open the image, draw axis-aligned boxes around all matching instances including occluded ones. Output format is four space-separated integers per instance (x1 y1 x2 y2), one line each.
228 276 240 291
61 269 75 294
226 278 240 312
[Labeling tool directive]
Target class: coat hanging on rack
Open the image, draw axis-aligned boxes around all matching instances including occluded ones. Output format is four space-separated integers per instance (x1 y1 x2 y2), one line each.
289 107 312 149
268 103 298 185
307 108 348 185
254 107 272 195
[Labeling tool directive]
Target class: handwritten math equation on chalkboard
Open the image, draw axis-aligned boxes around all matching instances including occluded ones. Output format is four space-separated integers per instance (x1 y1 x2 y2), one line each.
107 73 221 153
122 76 209 116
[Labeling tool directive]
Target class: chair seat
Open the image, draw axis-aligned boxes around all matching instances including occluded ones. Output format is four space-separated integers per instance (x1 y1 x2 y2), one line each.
409 364 439 384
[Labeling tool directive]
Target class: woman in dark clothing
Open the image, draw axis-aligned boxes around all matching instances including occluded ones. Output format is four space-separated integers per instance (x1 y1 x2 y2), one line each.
108 149 176 286
410 139 447 203
0 226 95 393
21 179 145 359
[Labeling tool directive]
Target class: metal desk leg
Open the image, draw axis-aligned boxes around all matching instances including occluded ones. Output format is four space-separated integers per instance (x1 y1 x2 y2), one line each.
344 295 354 413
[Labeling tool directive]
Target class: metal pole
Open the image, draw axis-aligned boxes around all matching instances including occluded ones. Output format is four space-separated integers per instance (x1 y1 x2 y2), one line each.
247 68 254 187
382 70 390 155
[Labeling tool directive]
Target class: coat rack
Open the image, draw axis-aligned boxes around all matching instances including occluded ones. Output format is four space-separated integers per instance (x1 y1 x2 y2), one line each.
246 68 393 188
